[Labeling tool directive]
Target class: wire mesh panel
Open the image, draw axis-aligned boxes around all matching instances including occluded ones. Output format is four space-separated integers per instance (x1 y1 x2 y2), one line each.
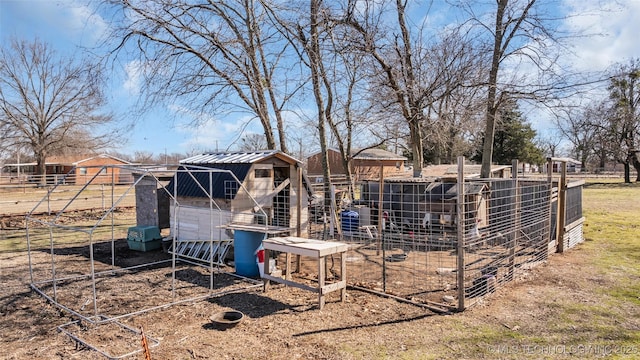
308 166 557 311
272 179 290 228
565 184 583 225
560 182 585 251
462 179 551 306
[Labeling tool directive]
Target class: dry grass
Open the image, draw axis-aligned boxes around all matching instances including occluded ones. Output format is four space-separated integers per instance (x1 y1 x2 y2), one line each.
1 180 639 359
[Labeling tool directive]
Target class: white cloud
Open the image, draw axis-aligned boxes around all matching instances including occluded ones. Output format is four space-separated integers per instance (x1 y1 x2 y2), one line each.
166 105 259 152
123 61 143 95
1 1 109 47
66 2 110 43
562 0 640 71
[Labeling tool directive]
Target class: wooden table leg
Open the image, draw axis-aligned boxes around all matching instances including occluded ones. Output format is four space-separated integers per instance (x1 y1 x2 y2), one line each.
318 256 326 309
340 251 347 303
285 252 292 282
263 248 270 292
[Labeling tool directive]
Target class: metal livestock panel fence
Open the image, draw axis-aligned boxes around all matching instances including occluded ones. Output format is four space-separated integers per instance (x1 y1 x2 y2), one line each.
308 161 569 311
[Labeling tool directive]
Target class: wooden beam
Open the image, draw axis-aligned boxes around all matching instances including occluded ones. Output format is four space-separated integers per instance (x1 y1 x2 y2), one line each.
456 156 465 311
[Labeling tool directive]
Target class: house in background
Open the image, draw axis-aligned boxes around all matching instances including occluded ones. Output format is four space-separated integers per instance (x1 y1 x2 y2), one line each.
306 148 408 181
46 154 133 185
0 154 132 185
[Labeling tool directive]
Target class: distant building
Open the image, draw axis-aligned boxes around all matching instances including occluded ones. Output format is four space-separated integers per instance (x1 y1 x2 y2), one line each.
1 154 132 185
306 148 408 181
421 164 512 179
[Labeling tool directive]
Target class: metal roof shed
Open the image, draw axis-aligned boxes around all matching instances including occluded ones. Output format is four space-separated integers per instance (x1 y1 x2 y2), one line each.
170 151 310 240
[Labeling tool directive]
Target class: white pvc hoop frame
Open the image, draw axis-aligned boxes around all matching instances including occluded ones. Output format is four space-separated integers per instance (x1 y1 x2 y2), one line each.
26 164 271 325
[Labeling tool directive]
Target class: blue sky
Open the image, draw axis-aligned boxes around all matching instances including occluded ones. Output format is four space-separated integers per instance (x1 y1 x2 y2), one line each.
0 0 266 157
1 0 640 158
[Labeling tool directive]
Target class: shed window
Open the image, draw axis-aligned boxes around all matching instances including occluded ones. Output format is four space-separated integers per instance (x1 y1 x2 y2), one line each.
255 168 271 178
224 180 239 200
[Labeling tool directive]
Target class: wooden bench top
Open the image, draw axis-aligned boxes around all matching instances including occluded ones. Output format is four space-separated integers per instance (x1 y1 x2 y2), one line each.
263 237 349 258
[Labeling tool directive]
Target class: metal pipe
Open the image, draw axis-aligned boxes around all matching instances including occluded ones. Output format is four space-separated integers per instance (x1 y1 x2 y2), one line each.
348 285 452 314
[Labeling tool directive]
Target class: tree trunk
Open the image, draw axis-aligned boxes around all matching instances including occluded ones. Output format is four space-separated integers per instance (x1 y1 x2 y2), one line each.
35 151 46 185
309 0 335 225
480 0 508 179
339 155 355 200
395 0 423 177
624 162 631 183
411 122 423 177
580 150 588 172
632 152 640 182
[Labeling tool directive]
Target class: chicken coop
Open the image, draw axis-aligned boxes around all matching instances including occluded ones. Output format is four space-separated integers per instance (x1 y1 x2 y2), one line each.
167 151 311 264
309 158 581 311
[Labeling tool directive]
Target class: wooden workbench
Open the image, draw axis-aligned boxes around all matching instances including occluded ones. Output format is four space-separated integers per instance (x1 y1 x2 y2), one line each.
262 237 348 310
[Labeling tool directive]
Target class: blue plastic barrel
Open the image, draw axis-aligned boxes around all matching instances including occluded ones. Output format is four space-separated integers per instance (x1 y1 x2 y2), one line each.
341 210 359 234
233 230 266 277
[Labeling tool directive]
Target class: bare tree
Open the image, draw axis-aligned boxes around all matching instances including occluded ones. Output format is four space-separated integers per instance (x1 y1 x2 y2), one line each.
450 0 568 177
334 0 490 177
132 150 155 164
239 133 268 151
0 38 113 183
108 0 306 153
276 1 396 201
555 105 600 171
323 8 394 196
304 0 335 213
420 31 487 165
536 131 563 158
607 60 640 182
343 0 427 177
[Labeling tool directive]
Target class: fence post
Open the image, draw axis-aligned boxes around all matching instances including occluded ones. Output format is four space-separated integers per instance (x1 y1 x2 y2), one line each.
557 161 568 253
456 156 465 311
296 166 302 237
377 165 383 255
508 160 519 281
545 158 554 258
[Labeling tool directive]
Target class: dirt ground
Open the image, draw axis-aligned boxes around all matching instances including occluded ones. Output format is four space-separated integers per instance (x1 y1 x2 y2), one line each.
2 232 636 360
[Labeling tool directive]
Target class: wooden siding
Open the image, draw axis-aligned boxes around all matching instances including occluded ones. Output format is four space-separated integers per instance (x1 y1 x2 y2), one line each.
73 157 130 185
307 150 406 180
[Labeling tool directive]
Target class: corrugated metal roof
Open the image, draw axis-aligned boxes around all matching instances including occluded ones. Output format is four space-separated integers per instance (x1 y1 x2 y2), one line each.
180 150 297 165
353 148 407 161
174 151 311 199
307 148 407 161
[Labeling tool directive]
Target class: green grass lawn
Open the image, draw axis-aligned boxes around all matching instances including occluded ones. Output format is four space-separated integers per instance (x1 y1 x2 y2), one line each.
582 183 640 306
493 182 638 359
395 181 640 360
